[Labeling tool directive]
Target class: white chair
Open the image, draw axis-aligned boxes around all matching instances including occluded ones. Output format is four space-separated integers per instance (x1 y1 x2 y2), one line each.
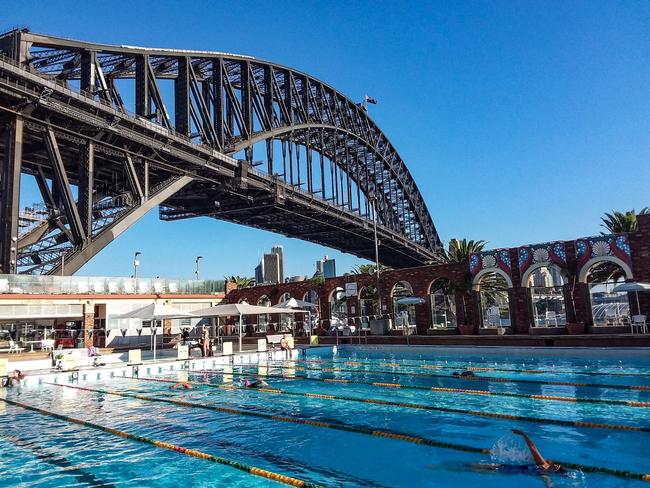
153 282 163 294
0 279 8 293
108 281 118 294
8 340 24 354
138 282 149 294
93 281 105 293
168 282 178 293
78 282 89 293
123 281 135 294
41 339 55 352
545 311 558 326
631 315 647 334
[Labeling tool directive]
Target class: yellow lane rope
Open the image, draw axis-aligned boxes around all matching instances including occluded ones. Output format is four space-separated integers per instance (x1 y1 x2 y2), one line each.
0 395 318 487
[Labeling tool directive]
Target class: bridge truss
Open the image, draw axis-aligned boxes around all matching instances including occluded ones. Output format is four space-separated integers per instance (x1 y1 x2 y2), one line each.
0 30 441 275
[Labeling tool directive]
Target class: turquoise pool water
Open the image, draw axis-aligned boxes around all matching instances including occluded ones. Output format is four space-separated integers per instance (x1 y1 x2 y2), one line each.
1 346 649 487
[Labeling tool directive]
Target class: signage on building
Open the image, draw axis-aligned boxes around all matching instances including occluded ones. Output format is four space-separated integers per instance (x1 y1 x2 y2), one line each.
345 282 358 297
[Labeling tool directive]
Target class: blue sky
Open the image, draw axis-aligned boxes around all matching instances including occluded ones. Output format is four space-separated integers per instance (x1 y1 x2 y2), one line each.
5 1 649 280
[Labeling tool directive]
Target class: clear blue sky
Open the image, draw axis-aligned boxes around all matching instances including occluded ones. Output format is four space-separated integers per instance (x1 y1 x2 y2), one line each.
5 1 649 280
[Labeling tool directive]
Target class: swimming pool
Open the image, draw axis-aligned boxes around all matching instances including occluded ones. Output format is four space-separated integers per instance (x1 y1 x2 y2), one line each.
1 346 649 487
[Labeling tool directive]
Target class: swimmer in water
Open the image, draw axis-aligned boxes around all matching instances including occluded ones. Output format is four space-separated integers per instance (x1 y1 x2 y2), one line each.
461 430 567 488
452 370 476 378
2 369 25 388
243 379 269 388
169 382 193 390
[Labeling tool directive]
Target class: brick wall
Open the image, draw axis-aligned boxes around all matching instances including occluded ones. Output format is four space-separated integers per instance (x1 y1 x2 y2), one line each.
228 218 650 335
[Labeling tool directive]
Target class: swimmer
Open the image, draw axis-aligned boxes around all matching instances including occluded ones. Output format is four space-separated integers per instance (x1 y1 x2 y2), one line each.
460 430 567 488
169 381 193 390
2 369 25 388
452 370 476 378
244 379 269 388
511 429 565 473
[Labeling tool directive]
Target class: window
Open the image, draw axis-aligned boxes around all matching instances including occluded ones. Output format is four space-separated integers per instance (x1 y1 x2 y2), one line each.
587 261 630 326
429 279 456 329
477 272 510 328
527 266 567 327
392 281 416 329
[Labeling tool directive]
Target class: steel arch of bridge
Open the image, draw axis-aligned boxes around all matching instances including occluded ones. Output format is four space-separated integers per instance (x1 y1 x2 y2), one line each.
0 30 441 274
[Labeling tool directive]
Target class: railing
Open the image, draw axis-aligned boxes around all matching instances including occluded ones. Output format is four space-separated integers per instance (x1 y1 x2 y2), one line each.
0 274 224 296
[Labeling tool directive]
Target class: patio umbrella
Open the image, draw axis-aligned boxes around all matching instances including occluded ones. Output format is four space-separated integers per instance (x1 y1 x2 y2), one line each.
273 298 313 336
116 302 196 361
192 303 302 352
274 298 317 309
612 282 650 316
395 296 426 305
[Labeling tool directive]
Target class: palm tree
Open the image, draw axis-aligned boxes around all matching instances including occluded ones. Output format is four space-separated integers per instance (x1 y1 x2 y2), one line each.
350 263 389 275
225 275 255 288
601 208 649 234
443 238 488 263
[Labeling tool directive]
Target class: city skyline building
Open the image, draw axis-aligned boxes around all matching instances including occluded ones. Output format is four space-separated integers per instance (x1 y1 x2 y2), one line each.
271 246 284 284
316 255 336 279
254 262 264 285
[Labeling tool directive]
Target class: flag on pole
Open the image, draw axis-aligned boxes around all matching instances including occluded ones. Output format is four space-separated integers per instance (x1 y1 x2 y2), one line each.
364 95 378 105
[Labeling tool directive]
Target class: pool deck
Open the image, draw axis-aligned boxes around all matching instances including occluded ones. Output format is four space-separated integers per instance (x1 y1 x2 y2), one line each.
295 333 650 348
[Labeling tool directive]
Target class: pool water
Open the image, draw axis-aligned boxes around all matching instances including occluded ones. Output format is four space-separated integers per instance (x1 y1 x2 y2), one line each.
1 346 649 487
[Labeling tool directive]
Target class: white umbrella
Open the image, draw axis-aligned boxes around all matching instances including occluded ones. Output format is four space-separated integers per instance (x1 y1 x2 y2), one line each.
612 282 650 316
273 298 316 309
273 298 313 336
116 302 196 361
395 296 426 305
192 303 302 352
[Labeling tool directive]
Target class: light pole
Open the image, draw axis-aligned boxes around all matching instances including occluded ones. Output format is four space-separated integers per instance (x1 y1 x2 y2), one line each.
372 199 382 319
61 252 65 276
133 251 141 279
10 236 17 274
195 255 203 280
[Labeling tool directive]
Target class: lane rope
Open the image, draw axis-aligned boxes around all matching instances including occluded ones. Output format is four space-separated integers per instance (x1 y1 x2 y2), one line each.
175 372 650 433
266 361 650 391
45 381 489 454
43 381 650 483
278 357 650 378
0 395 319 488
198 366 650 408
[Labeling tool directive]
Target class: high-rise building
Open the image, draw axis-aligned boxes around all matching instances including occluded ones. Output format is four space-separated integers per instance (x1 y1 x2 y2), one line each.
316 255 336 278
254 263 264 285
263 252 281 284
271 245 284 283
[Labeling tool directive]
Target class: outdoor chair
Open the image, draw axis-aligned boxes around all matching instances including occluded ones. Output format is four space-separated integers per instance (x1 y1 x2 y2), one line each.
8 340 23 354
631 315 647 334
0 279 8 293
41 339 55 352
545 311 558 326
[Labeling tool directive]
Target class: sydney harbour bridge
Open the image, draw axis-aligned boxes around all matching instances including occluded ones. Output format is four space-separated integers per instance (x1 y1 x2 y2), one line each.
0 29 441 275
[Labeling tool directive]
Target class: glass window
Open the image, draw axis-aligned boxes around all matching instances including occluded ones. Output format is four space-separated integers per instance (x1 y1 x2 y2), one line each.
587 261 630 326
429 279 457 329
527 266 567 327
478 272 511 328
392 281 416 329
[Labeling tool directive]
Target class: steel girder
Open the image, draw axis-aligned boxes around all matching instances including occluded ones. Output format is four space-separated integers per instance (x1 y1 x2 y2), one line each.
0 30 442 273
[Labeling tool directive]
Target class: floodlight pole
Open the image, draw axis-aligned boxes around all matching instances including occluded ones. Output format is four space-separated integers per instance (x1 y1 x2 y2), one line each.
372 199 382 319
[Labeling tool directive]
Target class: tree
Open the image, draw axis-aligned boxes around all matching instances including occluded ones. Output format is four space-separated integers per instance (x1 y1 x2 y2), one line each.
443 238 488 263
601 208 649 234
225 275 255 288
309 272 325 287
350 263 390 275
